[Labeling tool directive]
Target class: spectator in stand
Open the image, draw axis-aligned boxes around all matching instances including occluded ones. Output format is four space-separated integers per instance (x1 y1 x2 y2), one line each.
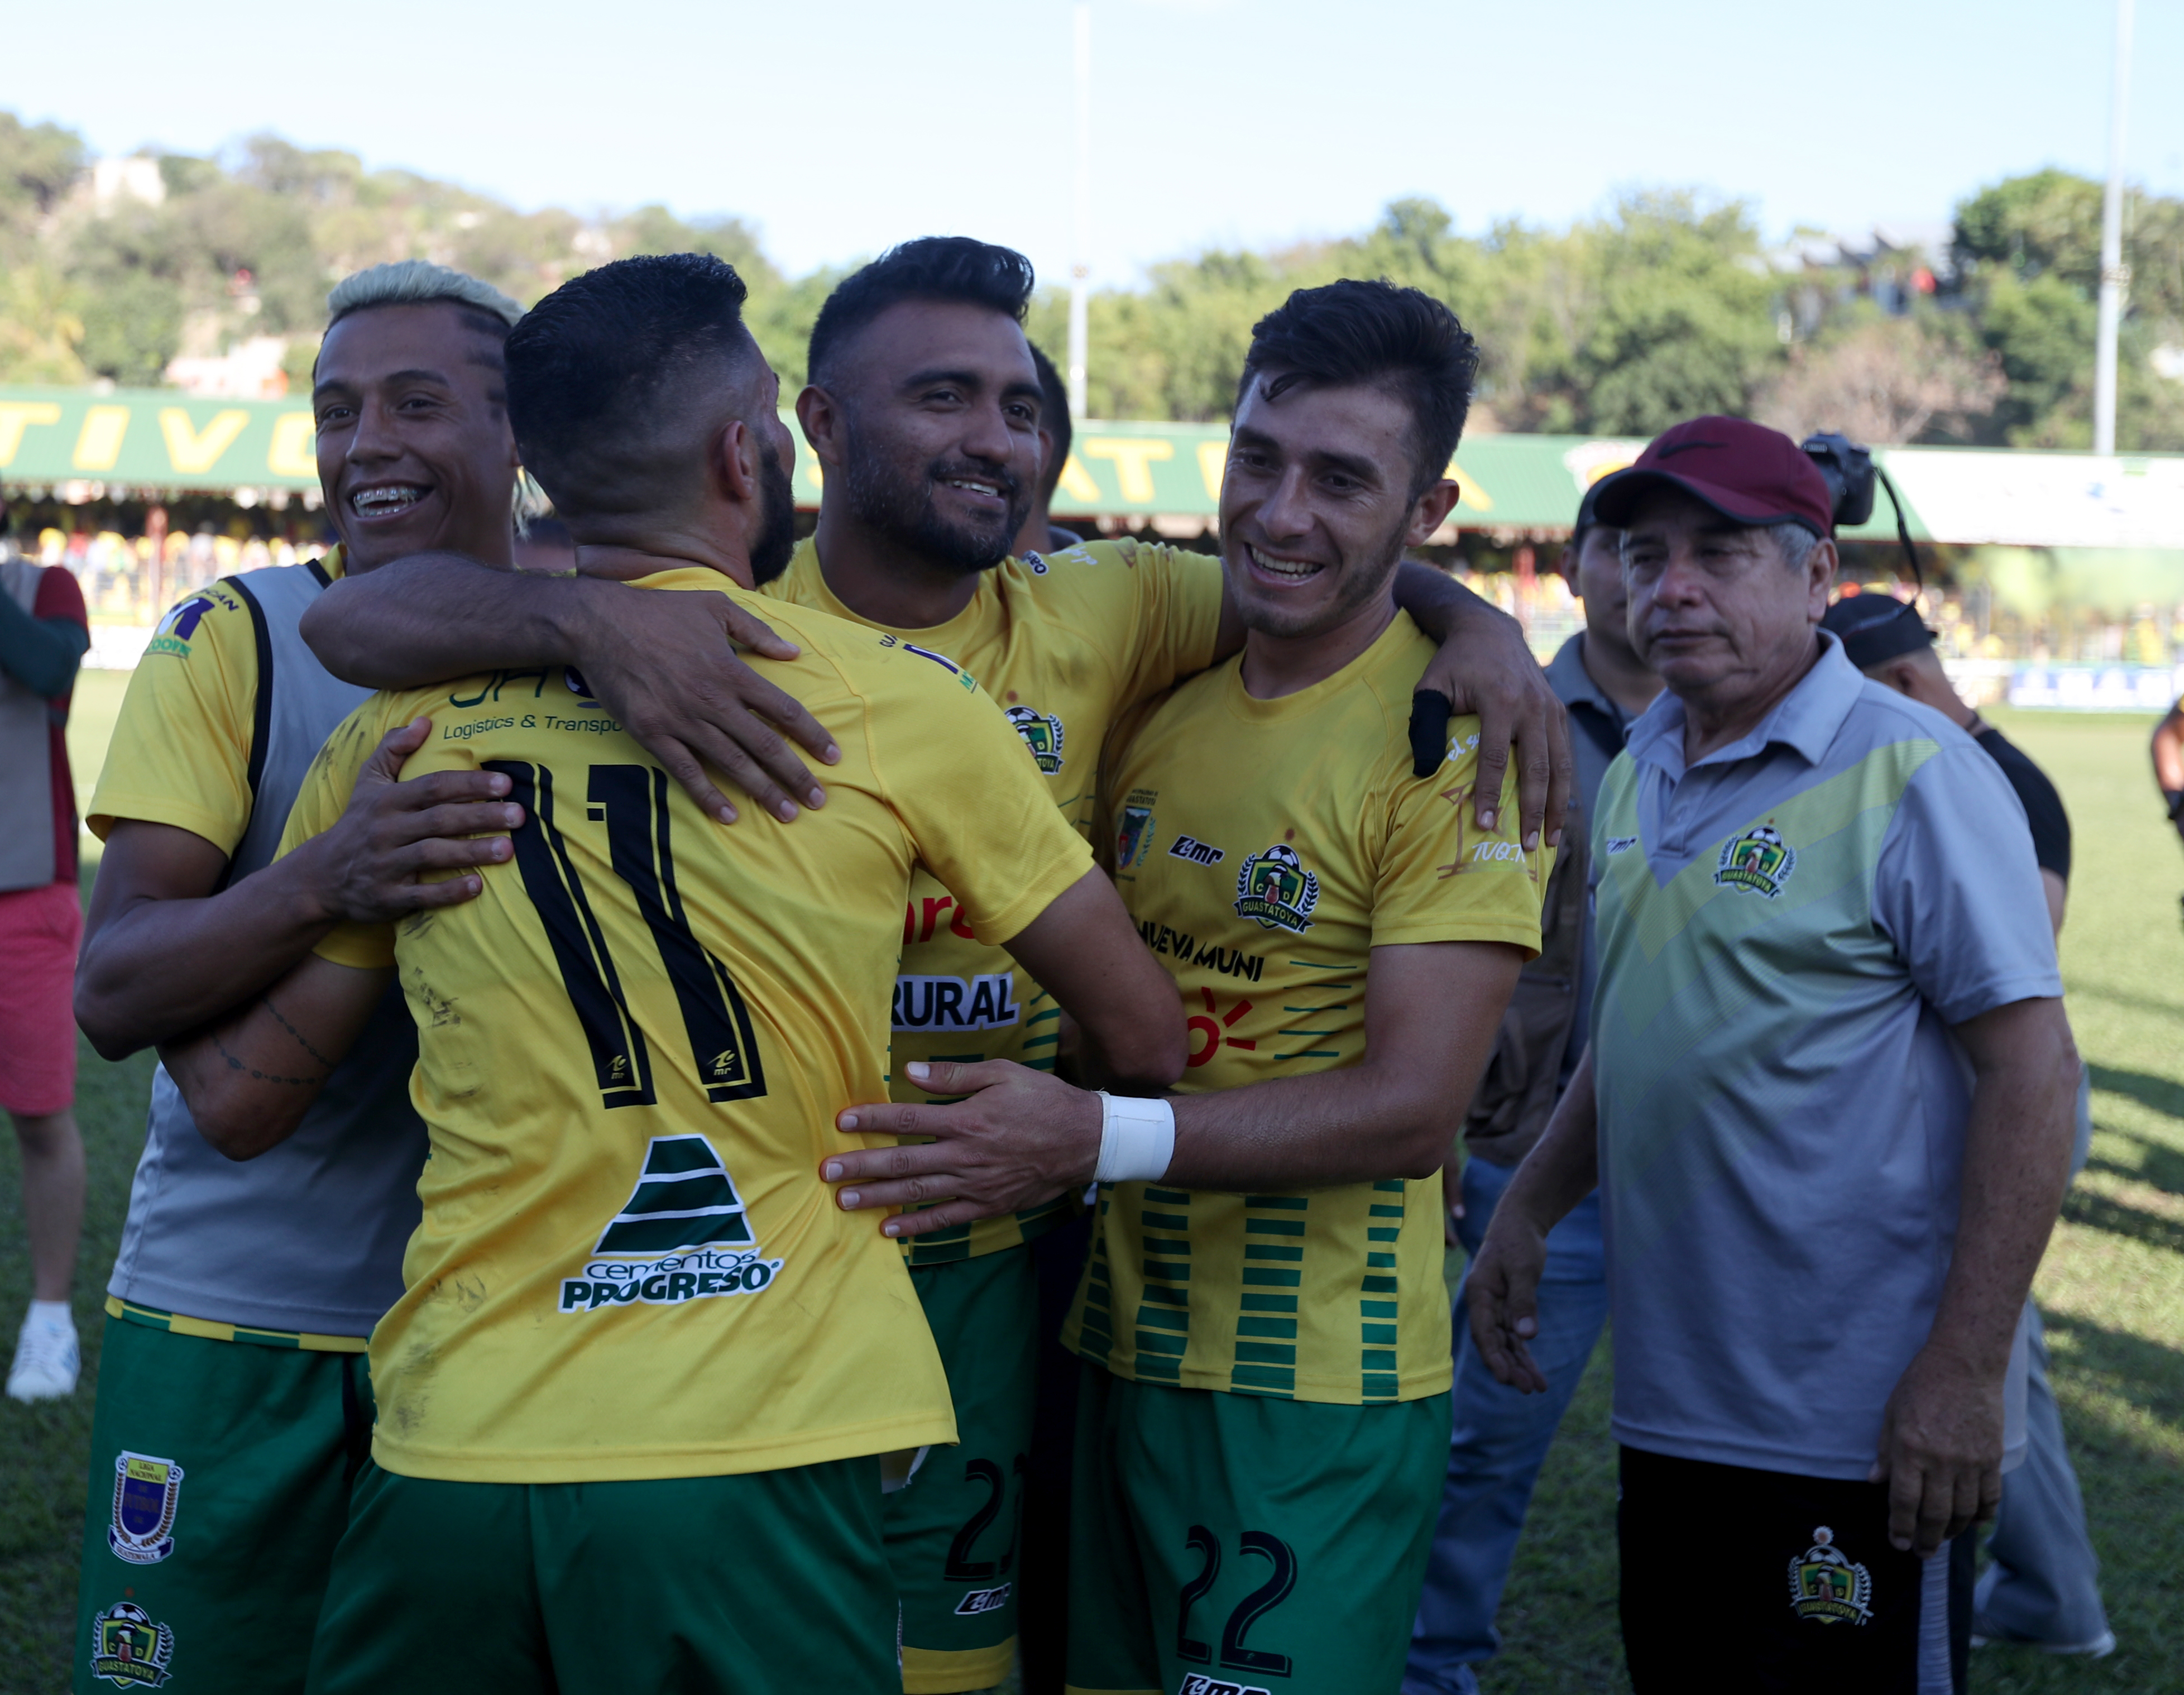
1823 591 2113 1661
1407 482 1662 1695
0 492 92 1401
1012 341 1085 559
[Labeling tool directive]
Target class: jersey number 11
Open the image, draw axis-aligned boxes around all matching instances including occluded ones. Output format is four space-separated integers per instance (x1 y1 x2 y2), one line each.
485 760 769 1110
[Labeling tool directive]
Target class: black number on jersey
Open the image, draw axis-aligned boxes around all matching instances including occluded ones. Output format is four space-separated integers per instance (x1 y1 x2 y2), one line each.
944 1452 1026 1579
1175 1525 1299 1677
485 761 767 1109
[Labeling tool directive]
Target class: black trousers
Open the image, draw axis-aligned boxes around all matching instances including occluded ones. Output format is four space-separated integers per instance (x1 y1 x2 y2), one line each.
1619 1446 1973 1694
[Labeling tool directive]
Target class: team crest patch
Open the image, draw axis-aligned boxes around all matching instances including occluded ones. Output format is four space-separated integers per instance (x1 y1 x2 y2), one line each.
1788 1525 1872 1625
1005 704 1066 773
1115 789 1157 869
107 1452 184 1565
1234 844 1320 934
1716 824 1796 898
88 1601 175 1688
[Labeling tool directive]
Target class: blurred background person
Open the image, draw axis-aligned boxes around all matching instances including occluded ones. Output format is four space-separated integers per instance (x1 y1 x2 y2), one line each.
1825 591 2113 1661
1406 482 1661 1695
0 490 91 1401
1013 342 1084 559
2152 696 2184 922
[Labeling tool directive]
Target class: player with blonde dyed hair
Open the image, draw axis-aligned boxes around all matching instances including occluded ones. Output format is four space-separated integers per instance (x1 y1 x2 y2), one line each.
69 255 819 1694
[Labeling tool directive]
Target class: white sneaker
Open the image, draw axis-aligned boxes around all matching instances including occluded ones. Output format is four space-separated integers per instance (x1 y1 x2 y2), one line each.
6 1308 80 1401
1971 1619 2117 1658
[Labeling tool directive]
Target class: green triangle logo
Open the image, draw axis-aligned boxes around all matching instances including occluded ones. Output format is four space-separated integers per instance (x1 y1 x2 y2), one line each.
594 1135 756 1255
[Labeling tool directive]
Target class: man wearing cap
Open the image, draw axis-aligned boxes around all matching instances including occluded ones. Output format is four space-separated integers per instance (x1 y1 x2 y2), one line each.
1823 592 2111 1661
1406 483 1662 1695
1467 416 2078 1692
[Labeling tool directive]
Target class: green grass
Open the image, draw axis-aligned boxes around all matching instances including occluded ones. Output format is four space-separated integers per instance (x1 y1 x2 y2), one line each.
2 702 2178 1693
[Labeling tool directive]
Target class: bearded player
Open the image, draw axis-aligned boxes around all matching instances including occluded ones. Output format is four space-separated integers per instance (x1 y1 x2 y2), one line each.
296 237 1568 1692
160 252 1184 1695
822 280 1548 1695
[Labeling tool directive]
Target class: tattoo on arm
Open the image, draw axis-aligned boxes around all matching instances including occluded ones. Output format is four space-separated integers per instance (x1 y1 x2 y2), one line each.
212 994 339 1088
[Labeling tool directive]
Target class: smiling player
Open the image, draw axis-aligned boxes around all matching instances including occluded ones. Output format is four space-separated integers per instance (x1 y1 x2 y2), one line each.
821 279 1549 1695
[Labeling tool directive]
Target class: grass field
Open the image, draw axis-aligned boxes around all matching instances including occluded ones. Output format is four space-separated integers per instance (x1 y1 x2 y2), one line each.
1 683 2178 1693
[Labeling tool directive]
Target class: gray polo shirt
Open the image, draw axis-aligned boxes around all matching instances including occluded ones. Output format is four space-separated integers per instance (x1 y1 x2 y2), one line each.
1588 633 2059 1479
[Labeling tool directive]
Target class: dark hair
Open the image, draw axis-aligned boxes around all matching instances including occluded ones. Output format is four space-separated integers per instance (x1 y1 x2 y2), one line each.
808 237 1036 389
1027 340 1072 503
1236 279 1479 500
504 252 753 515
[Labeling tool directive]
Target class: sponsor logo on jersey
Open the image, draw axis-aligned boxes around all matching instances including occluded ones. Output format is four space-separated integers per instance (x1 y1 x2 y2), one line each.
1788 1525 1872 1625
893 973 1021 1032
146 595 218 659
1234 844 1320 935
88 1602 175 1688
1605 835 1639 856
1005 704 1066 773
1136 919 1264 981
954 1582 1012 1616
1021 550 1051 575
1179 1678 1271 1695
1464 840 1527 865
559 1135 783 1313
107 1452 184 1565
1168 834 1224 866
1716 823 1796 898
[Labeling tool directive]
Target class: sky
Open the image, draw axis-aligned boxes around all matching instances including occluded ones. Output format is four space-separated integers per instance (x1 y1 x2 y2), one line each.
6 0 2179 289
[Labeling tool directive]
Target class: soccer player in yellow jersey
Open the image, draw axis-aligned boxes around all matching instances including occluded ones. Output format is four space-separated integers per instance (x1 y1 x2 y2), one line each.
295 236 1571 1695
826 280 1549 1695
159 253 1185 1695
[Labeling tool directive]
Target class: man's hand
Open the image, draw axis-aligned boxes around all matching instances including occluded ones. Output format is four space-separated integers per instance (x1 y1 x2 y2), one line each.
1868 1345 2006 1557
569 581 841 826
299 719 523 923
1464 1203 1551 1395
1417 604 1574 850
823 1060 1102 1238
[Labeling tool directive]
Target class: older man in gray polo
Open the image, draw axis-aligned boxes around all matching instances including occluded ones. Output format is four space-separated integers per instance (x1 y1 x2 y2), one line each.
1466 416 2076 1695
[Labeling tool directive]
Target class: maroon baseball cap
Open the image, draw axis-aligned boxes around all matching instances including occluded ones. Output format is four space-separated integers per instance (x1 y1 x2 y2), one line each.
1591 415 1834 536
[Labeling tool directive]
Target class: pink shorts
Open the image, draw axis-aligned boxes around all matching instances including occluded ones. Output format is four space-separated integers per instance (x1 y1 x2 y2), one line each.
0 880 82 1115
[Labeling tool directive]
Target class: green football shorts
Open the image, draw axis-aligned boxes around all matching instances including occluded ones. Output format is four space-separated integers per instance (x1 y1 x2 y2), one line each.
75 1313 373 1695
305 1457 898 1695
891 1246 1042 1693
1064 1368 1449 1695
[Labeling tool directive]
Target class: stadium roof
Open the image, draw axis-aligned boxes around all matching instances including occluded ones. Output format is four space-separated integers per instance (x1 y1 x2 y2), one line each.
3 385 2182 550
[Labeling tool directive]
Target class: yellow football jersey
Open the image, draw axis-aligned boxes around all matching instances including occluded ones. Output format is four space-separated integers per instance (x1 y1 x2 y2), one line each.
283 568 1095 1484
1064 612 1549 1405
88 548 348 849
763 533 1223 1261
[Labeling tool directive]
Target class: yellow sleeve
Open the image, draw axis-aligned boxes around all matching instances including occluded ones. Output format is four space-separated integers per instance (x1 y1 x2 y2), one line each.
1121 542 1227 706
1371 728 1550 955
274 705 400 971
870 658 1095 945
87 581 260 850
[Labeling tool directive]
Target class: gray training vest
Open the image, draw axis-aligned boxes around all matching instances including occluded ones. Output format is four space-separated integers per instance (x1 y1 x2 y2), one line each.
107 561 428 1337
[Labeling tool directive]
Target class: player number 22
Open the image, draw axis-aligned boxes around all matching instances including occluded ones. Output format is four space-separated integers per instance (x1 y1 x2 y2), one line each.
485 760 768 1110
1177 1524 1299 1676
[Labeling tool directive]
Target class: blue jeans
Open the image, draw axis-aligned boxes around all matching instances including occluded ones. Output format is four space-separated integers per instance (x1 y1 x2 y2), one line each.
1404 1156 1609 1695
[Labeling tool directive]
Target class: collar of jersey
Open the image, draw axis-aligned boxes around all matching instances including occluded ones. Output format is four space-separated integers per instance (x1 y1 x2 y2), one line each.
1221 607 1421 724
788 534 997 649
1624 630 1864 782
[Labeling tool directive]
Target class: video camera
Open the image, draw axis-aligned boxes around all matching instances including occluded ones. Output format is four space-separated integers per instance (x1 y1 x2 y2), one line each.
1799 430 1924 587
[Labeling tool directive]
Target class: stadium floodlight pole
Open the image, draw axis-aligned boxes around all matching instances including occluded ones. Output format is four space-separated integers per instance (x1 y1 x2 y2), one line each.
1069 1 1091 421
2093 0 2134 456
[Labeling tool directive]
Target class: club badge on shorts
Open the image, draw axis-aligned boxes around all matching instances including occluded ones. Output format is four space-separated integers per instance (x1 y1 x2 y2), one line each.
1716 823 1797 899
108 1452 184 1565
88 1601 176 1688
1788 1525 1872 1625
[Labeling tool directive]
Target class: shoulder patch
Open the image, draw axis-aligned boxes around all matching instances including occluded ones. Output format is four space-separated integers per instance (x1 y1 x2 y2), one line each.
880 634 979 692
143 582 246 660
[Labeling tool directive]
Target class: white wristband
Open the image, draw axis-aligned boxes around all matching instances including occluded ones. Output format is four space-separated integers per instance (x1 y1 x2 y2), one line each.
1095 1092 1176 1184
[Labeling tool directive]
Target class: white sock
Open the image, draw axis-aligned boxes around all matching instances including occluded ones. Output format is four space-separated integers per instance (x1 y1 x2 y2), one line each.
27 1300 73 1329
